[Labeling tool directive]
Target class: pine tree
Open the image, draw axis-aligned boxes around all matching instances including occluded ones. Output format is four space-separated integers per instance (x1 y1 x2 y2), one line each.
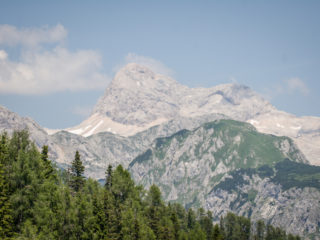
170 211 180 240
70 151 85 192
41 145 49 162
255 220 265 240
103 190 120 239
200 210 214 240
105 164 113 191
147 185 163 236
41 145 55 180
212 224 223 240
92 194 105 239
187 208 196 230
0 162 13 239
0 133 9 165
112 165 135 203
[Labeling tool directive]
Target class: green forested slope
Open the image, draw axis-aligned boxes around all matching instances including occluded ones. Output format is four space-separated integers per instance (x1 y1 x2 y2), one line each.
0 130 301 240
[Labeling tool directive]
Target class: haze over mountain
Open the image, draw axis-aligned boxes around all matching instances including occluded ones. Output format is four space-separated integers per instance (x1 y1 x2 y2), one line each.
65 63 320 166
1 63 320 238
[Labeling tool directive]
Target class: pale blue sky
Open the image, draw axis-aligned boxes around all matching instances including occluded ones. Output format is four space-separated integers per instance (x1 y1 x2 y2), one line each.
0 1 319 128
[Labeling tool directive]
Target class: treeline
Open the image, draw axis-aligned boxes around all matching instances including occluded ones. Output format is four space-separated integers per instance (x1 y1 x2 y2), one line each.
0 130 301 240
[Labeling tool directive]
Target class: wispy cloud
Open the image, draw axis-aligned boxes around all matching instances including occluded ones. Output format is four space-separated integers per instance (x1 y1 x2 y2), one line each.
0 24 67 47
262 77 310 100
119 53 174 76
0 24 109 95
0 50 7 60
285 78 310 95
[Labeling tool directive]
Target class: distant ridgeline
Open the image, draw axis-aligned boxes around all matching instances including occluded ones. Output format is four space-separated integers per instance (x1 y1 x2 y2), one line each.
0 130 302 240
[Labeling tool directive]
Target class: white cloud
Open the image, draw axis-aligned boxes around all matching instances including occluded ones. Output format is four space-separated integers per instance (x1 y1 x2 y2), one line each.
72 105 93 117
0 24 110 95
0 47 109 95
0 24 67 47
123 53 174 76
285 78 310 95
262 77 310 100
0 50 8 60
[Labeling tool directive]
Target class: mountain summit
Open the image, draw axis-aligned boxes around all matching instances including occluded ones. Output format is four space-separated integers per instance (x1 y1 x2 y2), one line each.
67 63 273 136
64 63 320 166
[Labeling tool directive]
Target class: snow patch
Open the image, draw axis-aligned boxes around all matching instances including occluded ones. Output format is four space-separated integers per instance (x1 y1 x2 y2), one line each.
69 128 85 135
83 120 104 137
276 123 285 128
248 119 259 125
69 125 92 135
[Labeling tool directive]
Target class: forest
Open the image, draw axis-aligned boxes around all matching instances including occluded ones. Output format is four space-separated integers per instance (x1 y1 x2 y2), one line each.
0 130 301 240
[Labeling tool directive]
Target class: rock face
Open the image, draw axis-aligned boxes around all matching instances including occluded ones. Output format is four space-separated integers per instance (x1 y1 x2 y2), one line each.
67 63 273 137
0 105 226 179
0 105 61 161
66 63 320 166
129 120 320 238
50 114 227 178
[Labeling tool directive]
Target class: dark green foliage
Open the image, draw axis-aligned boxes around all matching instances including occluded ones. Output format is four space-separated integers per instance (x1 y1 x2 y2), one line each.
265 224 287 240
0 134 12 239
212 224 224 240
257 165 274 178
0 163 13 239
212 158 319 196
69 150 85 192
1 131 302 240
41 145 56 180
254 220 265 240
212 168 255 193
272 158 320 190
220 212 251 240
105 164 113 190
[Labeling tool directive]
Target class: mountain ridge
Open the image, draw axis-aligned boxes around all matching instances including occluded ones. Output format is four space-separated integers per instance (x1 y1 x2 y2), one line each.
64 63 320 166
128 119 319 237
66 63 274 137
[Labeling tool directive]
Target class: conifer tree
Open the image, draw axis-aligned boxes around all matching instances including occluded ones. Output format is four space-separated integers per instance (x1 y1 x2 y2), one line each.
70 151 85 192
0 133 9 165
103 190 120 239
0 162 13 239
170 211 180 240
147 184 163 236
255 220 265 240
187 208 196 229
41 145 55 180
92 194 105 239
41 145 49 162
212 224 224 240
105 164 113 191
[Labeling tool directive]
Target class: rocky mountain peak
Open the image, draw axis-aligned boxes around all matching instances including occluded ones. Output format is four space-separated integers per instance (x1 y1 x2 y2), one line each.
108 63 180 93
67 63 277 137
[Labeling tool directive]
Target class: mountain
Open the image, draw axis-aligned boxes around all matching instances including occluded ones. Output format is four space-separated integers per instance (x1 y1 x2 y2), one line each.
129 119 320 237
2 63 320 171
51 114 227 178
0 105 60 160
0 105 225 179
67 63 273 137
1 63 320 237
65 63 320 166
